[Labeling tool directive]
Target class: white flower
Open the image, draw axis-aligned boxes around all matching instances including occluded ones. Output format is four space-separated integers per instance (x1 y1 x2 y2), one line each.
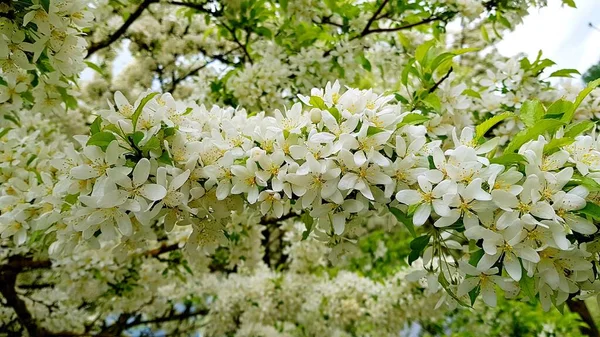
231 160 267 204
395 176 456 226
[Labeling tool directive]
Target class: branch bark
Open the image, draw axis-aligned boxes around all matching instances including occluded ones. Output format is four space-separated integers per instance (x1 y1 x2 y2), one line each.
567 298 600 337
86 0 157 58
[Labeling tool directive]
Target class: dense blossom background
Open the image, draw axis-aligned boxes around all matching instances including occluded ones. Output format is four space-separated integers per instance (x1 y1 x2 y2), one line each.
2 0 600 336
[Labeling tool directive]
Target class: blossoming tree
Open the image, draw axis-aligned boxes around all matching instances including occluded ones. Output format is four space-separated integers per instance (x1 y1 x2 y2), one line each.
2 0 600 336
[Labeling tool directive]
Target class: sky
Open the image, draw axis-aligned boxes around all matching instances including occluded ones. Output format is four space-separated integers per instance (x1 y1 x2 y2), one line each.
497 0 600 77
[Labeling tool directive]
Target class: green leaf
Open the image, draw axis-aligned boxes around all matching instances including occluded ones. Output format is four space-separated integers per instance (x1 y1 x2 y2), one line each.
254 26 272 38
132 92 159 131
504 119 565 153
398 113 429 127
309 96 327 110
543 137 574 154
468 248 484 267
549 68 580 78
561 78 600 123
86 131 116 150
468 284 480 306
562 0 576 8
129 131 144 146
367 126 385 136
519 272 537 304
481 25 490 43
462 88 482 99
357 53 372 71
0 127 11 139
389 207 416 238
90 116 102 135
489 153 528 166
142 136 161 152
415 40 435 65
546 99 573 118
422 93 441 111
577 202 600 221
568 174 600 192
475 112 514 140
564 120 595 138
301 212 314 240
409 235 430 251
519 100 545 128
158 150 173 165
84 61 105 77
40 0 51 13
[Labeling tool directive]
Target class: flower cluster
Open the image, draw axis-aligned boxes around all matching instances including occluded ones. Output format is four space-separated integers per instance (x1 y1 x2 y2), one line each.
14 77 589 309
0 0 91 116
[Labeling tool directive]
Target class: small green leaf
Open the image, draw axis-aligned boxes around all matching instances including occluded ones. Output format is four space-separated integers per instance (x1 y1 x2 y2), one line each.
142 136 161 152
468 284 480 306
543 137 574 154
564 120 595 138
367 126 385 136
489 153 528 166
415 40 435 65
422 93 441 111
468 248 484 267
568 174 600 192
561 78 600 123
409 235 430 251
549 68 580 78
481 25 490 43
519 100 545 128
309 96 327 110
0 127 11 139
84 61 105 77
475 112 514 140
86 131 116 150
389 206 416 238
40 0 51 13
357 53 372 71
90 116 102 135
132 92 159 131
546 99 573 118
505 119 565 153
398 113 429 127
462 89 482 99
576 202 600 221
562 0 576 8
519 272 537 304
301 212 314 240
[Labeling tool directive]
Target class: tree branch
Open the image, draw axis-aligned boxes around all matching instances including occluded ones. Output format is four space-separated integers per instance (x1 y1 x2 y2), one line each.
361 0 390 36
0 269 45 337
362 15 444 37
86 0 157 58
567 298 600 337
428 66 453 94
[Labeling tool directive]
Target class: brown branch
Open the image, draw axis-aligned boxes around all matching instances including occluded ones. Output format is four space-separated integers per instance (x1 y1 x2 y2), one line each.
169 47 240 92
0 269 46 337
428 66 453 93
167 1 221 16
567 298 600 337
361 0 390 36
362 15 444 37
221 23 253 65
123 309 208 329
86 0 158 58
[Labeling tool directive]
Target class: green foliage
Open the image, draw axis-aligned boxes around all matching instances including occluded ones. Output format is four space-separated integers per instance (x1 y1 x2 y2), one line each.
583 60 600 84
